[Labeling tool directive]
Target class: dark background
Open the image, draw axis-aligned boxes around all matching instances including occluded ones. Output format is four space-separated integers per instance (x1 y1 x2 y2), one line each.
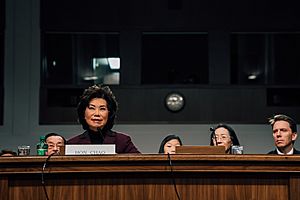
36 0 300 124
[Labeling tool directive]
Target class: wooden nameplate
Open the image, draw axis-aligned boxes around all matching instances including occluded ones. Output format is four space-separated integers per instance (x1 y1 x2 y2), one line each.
176 145 225 154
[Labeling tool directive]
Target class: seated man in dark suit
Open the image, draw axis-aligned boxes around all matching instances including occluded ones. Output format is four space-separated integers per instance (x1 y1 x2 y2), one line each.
268 114 300 155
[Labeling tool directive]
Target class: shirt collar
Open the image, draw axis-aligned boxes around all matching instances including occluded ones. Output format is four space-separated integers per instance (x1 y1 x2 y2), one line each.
276 147 294 155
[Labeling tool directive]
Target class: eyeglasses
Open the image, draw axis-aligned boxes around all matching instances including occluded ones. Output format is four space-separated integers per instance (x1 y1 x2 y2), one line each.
214 136 231 141
47 144 64 148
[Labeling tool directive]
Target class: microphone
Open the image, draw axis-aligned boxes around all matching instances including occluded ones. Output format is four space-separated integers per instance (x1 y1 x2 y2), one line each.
210 127 218 146
97 127 104 143
52 149 62 156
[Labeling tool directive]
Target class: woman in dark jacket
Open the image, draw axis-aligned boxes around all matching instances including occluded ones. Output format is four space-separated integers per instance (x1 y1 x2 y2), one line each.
67 84 140 153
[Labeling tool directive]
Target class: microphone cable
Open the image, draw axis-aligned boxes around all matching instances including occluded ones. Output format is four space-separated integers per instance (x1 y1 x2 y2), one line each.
167 153 181 200
41 152 55 200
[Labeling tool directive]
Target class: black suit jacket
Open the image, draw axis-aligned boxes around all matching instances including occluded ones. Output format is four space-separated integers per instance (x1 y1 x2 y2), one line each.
267 148 300 155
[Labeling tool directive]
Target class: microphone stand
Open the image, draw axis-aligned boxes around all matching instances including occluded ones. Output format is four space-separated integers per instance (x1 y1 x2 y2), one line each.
41 152 56 200
167 153 181 200
97 127 104 144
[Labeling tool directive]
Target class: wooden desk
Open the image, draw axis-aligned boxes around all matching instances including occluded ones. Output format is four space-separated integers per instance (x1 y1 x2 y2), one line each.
1 154 300 200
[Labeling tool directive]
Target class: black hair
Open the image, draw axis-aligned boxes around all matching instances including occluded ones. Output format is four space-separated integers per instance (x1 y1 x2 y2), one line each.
45 132 66 144
210 123 240 146
158 134 183 153
77 84 118 131
0 149 17 156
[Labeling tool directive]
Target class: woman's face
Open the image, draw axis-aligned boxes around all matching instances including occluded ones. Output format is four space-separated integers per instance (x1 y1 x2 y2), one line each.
84 98 109 132
213 127 232 152
164 139 181 154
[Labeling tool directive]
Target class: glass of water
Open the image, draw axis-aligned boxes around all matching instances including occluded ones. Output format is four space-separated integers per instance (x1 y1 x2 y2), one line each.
17 145 31 156
231 145 243 154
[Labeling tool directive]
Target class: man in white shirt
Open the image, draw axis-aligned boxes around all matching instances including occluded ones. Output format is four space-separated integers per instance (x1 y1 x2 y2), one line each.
268 114 300 155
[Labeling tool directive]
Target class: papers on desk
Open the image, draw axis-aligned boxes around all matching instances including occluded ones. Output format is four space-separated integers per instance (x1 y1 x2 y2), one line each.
65 144 116 155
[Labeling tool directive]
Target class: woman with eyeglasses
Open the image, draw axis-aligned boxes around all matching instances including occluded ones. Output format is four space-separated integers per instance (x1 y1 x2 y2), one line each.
209 124 240 154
